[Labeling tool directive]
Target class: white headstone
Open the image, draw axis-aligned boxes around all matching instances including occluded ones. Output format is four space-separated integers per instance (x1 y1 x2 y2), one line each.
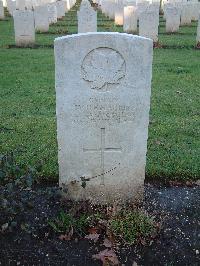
55 32 153 204
191 3 200 21
136 1 149 19
16 0 26 10
25 0 33 10
147 3 159 26
101 0 115 19
34 5 49 32
0 0 4 19
78 0 97 33
139 9 159 42
123 6 137 33
197 15 200 46
7 0 16 16
165 6 180 33
115 0 124 25
2 0 6 7
66 0 72 10
180 4 192 26
13 10 35 46
48 2 57 24
56 0 65 19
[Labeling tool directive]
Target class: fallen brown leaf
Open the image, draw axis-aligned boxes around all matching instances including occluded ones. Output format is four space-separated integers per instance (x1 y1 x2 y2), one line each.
88 227 99 234
59 234 71 241
92 249 120 265
103 238 113 248
59 227 73 241
85 233 100 242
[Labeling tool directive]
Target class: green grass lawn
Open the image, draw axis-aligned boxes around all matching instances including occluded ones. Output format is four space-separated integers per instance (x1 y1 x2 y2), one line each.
0 2 200 181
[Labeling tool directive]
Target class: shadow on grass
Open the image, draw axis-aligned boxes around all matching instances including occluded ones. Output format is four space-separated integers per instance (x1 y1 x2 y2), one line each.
159 32 196 36
6 44 54 49
161 44 197 50
36 30 69 35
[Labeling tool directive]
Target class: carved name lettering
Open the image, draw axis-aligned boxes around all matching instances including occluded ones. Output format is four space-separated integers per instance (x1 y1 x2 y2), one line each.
72 97 135 124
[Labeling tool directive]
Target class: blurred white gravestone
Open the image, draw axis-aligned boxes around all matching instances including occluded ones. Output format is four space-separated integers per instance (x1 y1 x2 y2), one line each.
34 5 49 32
139 9 159 43
48 2 57 24
55 33 153 204
16 0 26 10
115 0 124 25
197 15 200 47
136 1 149 19
13 10 35 46
191 2 200 21
56 0 66 19
123 6 137 33
78 0 97 33
0 0 4 19
2 0 6 7
180 4 192 26
7 0 16 16
25 0 33 10
165 6 180 33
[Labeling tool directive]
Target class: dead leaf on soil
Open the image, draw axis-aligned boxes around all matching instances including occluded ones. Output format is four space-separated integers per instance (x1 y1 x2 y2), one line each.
103 238 113 248
88 227 99 234
59 234 71 241
92 249 120 265
59 227 73 241
1 223 9 232
186 181 193 187
169 180 183 187
85 233 100 242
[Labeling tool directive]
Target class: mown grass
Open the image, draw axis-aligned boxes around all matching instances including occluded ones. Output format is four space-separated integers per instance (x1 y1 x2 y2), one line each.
0 2 199 181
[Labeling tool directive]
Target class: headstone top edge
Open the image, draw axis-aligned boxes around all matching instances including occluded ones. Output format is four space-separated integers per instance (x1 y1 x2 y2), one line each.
54 32 153 45
13 9 34 15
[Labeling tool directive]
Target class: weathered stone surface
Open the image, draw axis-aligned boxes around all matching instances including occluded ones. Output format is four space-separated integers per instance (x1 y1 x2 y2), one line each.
78 0 97 33
136 1 149 19
13 10 35 46
7 0 16 16
191 2 200 21
197 15 200 45
165 6 180 33
55 33 153 204
48 2 57 24
101 0 115 19
0 0 4 19
123 6 137 33
34 5 49 32
56 0 66 19
2 0 6 7
181 4 192 26
139 9 159 42
25 0 33 10
114 0 124 25
16 0 26 10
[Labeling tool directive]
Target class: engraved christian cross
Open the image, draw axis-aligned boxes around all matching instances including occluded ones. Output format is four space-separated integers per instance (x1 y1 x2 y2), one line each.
83 128 122 185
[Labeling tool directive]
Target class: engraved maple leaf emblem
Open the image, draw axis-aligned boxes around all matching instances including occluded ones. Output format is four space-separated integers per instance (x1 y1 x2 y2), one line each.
82 48 126 90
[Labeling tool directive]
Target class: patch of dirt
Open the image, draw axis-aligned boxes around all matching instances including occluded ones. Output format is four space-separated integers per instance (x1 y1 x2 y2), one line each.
0 184 199 265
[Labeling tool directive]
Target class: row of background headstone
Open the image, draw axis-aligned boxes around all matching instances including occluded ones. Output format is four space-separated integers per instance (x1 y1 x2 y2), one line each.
77 0 200 45
0 0 76 46
0 0 200 46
